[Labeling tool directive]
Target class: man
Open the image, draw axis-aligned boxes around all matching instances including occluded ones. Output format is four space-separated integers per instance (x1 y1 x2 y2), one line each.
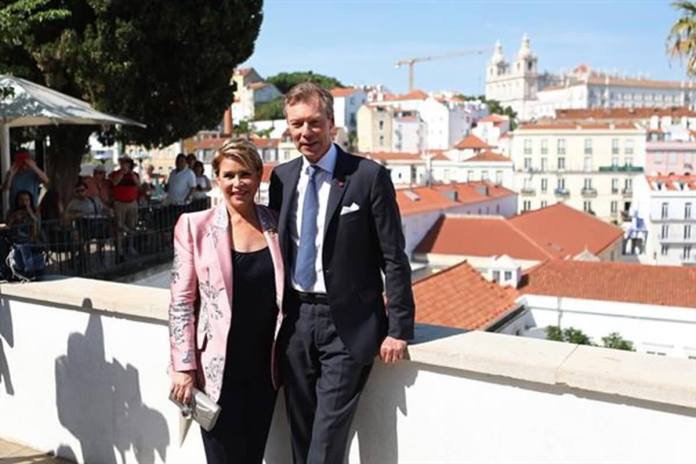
1 150 49 211
84 165 112 208
64 179 110 221
269 83 415 464
109 156 140 256
166 154 196 206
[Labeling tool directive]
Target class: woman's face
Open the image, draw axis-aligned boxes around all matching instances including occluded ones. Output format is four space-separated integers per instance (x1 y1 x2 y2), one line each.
193 164 203 176
216 157 260 210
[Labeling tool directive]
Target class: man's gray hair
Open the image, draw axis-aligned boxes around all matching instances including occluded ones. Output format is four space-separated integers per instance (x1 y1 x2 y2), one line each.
283 82 334 121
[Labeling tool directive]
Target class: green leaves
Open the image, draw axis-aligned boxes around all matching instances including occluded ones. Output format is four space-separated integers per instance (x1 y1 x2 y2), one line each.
546 326 635 351
667 1 696 75
266 71 344 95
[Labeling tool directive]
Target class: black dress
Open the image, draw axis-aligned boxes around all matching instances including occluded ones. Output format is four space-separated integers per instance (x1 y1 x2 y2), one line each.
201 247 278 464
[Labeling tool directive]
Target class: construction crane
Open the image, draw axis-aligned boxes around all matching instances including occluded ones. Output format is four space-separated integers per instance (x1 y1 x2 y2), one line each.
395 48 488 92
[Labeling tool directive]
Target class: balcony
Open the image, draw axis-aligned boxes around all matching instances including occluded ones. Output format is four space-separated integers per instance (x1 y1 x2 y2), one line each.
622 188 633 197
599 165 644 173
1 278 694 463
581 188 598 198
520 188 536 196
554 188 570 197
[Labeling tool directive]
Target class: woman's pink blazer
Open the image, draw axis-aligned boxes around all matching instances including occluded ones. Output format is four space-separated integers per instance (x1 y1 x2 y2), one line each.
168 203 285 402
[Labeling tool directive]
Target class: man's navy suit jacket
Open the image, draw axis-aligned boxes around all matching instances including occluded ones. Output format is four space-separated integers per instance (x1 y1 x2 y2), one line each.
269 146 416 364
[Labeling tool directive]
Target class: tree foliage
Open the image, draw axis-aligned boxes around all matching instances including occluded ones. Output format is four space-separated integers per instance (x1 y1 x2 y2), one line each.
254 97 284 121
457 94 518 129
546 326 634 352
0 0 263 202
667 1 696 76
266 71 344 94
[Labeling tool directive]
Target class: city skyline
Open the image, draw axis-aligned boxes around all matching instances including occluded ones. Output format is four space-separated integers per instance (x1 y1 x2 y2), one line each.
246 0 691 95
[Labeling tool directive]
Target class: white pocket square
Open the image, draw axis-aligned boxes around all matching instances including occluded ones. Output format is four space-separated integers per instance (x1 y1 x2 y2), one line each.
340 202 360 215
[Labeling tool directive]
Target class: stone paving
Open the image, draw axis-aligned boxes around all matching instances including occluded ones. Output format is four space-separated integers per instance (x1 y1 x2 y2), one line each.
0 438 71 463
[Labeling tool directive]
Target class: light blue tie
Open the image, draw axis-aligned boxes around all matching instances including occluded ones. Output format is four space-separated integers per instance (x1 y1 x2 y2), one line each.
294 165 320 289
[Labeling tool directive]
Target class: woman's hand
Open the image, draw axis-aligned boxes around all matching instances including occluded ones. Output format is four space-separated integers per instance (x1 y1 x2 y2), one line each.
171 370 196 405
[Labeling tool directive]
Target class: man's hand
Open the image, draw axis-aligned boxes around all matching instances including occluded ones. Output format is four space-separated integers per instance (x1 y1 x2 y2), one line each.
379 336 408 364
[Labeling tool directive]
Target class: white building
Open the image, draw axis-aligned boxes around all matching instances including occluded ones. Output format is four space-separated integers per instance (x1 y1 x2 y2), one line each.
471 114 511 147
629 174 696 265
331 87 367 134
430 150 514 189
486 35 696 120
516 259 696 359
231 68 282 122
510 122 646 222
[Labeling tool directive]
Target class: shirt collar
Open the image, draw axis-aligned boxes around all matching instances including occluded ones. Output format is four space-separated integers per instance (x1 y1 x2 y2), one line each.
302 143 337 176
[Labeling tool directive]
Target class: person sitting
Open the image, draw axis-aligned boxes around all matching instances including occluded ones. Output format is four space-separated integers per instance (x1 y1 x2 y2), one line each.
1 150 49 214
64 180 109 221
6 190 40 241
84 165 112 209
192 161 212 204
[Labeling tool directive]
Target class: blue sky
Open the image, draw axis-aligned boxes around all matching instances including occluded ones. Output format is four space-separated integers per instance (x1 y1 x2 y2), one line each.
244 0 689 95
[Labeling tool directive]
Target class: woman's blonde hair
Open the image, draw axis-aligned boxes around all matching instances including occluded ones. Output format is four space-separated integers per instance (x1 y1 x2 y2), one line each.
212 138 263 177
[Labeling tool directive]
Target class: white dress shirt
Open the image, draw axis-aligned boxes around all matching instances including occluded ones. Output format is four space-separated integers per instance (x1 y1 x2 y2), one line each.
289 143 338 293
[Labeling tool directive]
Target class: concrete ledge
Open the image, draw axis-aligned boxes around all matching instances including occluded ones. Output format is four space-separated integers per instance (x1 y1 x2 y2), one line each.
2 277 695 410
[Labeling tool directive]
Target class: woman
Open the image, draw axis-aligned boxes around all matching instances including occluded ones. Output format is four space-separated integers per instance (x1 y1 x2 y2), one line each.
191 161 212 203
7 190 39 240
169 138 284 464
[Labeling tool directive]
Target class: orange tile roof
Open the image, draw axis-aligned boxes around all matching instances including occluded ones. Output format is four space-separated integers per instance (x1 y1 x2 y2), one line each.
479 114 508 123
261 163 276 183
518 122 638 131
646 173 696 191
465 150 510 163
383 89 429 101
251 137 280 149
508 203 624 258
454 134 492 150
364 151 422 162
426 149 449 161
330 87 359 97
414 261 520 330
190 136 227 151
555 107 696 120
415 216 553 261
520 260 696 309
397 181 516 217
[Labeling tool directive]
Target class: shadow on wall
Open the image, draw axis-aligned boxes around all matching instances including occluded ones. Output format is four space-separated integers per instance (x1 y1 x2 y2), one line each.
0 296 14 396
54 313 170 463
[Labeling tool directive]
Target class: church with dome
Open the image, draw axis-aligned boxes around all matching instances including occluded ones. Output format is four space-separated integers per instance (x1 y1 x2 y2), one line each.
485 35 696 121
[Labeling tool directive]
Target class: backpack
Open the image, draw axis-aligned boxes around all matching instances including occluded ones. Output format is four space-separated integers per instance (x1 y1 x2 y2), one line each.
6 242 46 282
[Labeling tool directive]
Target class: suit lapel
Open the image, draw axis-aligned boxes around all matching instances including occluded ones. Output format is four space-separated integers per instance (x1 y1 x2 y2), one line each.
278 158 302 257
210 204 233 306
324 149 351 237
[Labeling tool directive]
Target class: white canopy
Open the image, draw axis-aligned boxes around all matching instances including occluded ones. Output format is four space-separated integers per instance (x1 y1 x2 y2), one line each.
0 75 145 212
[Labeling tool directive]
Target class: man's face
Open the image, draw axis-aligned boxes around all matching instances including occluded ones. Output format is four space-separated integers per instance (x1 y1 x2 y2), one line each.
176 157 187 170
74 185 87 199
285 96 334 164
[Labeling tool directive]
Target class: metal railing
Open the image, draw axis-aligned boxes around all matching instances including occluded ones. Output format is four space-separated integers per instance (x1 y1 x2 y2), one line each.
0 199 209 280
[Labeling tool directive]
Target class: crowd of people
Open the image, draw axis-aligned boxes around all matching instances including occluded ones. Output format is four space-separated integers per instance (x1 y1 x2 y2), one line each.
0 149 212 266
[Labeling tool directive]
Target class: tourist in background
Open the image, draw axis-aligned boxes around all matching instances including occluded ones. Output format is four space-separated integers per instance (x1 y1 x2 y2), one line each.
1 150 49 213
84 165 112 209
192 161 212 206
7 190 39 240
166 154 196 206
109 156 140 257
169 139 284 464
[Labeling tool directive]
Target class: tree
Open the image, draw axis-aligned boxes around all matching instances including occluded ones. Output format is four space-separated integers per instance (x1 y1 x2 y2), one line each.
456 94 518 129
0 0 263 204
254 97 285 121
667 1 696 75
266 71 344 94
601 332 635 351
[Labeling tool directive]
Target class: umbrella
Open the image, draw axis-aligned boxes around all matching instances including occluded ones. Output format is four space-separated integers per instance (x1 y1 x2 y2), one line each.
0 75 145 211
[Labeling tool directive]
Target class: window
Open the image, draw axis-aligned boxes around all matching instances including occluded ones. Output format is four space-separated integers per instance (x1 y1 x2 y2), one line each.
583 178 593 190
584 157 592 172
611 201 618 213
654 152 663 164
541 157 548 171
492 271 500 282
541 139 548 155
584 138 593 155
686 202 692 219
625 156 633 167
685 225 692 239
611 178 619 193
496 204 500 214
611 138 619 155
541 200 548 208
662 224 669 239
612 156 619 167
523 200 531 211
625 139 634 155
661 244 669 256
504 271 512 281
379 135 384 145
557 178 566 190
482 170 489 180
541 178 548 192
669 152 678 165
557 138 566 155
378 120 384 130
495 170 503 185
583 201 593 213
523 139 532 155
558 157 566 170
662 202 669 219
624 178 632 191
467 170 474 181
685 245 692 260
524 157 532 170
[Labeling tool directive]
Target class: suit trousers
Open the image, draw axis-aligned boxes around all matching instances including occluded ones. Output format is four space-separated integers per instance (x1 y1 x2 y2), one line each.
281 301 373 464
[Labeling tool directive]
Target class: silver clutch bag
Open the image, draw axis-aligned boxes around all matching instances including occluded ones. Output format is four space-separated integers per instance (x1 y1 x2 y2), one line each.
169 387 221 433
